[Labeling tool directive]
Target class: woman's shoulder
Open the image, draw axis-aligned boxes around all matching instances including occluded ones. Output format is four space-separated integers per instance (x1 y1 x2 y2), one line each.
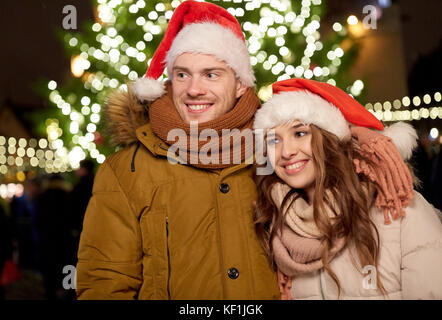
400 191 442 254
368 191 442 253
403 191 442 225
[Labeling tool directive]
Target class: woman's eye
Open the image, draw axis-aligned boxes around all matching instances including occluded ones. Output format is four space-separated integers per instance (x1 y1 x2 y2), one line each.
295 131 307 138
267 138 279 146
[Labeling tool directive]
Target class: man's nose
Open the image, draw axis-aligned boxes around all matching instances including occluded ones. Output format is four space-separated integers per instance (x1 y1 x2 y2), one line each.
186 77 206 97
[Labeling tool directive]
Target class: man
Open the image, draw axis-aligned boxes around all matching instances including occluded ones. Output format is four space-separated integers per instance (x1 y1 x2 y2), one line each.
76 0 280 299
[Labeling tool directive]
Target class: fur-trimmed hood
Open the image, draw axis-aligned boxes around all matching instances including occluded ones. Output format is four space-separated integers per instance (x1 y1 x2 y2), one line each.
105 84 150 147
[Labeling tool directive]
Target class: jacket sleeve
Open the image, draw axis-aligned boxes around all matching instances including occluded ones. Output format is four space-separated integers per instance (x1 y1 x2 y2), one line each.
400 192 442 299
76 160 143 299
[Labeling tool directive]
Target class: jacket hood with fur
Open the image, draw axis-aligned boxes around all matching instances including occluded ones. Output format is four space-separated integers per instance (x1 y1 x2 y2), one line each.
105 85 149 147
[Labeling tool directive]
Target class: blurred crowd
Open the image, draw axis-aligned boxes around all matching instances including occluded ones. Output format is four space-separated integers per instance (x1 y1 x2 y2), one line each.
0 160 95 300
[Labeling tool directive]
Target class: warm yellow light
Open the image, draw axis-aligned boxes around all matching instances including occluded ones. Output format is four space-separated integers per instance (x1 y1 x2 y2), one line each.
71 55 88 78
347 15 358 25
348 21 365 37
17 171 26 182
258 85 273 102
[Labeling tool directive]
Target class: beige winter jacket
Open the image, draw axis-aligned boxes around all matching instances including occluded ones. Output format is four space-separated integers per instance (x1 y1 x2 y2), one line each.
290 192 442 300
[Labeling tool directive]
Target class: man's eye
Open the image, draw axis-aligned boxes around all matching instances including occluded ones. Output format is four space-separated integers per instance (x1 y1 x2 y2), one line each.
176 72 187 78
207 73 218 79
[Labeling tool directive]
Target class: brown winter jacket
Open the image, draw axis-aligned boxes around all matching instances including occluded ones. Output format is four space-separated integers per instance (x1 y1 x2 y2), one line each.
75 86 280 300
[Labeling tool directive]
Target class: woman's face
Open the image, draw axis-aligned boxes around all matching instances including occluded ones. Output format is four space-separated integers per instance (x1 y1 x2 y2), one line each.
266 121 316 200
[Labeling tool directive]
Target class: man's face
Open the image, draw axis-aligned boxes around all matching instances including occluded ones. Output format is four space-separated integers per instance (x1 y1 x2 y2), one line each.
171 53 247 123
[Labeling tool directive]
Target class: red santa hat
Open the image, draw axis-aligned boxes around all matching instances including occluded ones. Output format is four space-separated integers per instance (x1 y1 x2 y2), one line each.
132 0 254 102
254 78 417 160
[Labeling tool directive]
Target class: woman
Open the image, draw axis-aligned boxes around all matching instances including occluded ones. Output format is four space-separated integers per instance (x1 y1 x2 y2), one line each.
253 78 442 299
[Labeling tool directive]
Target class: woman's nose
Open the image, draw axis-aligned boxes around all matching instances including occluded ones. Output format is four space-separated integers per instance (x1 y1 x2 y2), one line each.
281 141 298 159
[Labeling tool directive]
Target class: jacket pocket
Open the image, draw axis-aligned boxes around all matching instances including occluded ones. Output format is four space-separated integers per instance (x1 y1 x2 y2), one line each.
140 207 170 299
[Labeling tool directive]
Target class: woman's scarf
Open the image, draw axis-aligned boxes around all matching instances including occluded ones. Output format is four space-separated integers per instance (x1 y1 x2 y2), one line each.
270 183 346 277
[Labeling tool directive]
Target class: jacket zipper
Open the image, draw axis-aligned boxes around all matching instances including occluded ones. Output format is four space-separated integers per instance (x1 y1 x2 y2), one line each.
166 216 171 299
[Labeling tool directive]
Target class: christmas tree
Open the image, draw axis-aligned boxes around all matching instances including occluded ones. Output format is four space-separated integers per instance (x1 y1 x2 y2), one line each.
34 0 362 172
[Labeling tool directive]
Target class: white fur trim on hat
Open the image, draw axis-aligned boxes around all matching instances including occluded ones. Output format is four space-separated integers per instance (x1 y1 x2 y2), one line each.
253 91 351 140
132 77 166 102
165 23 255 87
382 122 418 160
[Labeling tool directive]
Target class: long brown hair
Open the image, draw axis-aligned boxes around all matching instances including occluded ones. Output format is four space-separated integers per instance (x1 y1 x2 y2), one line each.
253 125 387 296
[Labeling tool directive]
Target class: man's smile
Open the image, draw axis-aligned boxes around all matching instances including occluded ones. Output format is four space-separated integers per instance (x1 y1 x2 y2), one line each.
185 102 214 113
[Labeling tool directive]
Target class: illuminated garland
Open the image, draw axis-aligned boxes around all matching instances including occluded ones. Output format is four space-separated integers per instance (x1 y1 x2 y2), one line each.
0 135 71 178
366 92 442 121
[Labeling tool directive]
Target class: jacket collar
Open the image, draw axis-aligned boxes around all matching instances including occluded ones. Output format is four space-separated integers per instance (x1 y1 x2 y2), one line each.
136 123 168 157
135 123 252 176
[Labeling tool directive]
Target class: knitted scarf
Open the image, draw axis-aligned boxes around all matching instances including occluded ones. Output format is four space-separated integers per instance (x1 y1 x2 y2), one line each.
149 82 259 169
270 183 346 277
270 183 346 299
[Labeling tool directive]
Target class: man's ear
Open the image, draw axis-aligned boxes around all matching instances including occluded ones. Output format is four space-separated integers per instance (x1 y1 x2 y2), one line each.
235 80 248 98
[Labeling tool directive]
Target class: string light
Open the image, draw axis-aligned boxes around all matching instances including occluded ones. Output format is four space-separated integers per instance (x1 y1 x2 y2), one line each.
366 91 442 122
0 135 73 180
347 15 358 25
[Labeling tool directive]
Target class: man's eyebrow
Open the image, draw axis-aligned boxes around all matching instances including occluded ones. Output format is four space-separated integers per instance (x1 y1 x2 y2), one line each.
172 66 191 72
172 66 227 73
202 67 227 73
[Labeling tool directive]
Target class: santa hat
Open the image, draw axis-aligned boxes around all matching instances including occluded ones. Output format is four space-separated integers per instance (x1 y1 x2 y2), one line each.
132 0 254 102
253 78 417 160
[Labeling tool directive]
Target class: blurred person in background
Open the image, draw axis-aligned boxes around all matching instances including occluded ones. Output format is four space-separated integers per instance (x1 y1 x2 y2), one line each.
0 198 13 300
429 144 442 211
69 159 95 264
35 174 72 300
10 178 40 270
411 135 432 201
